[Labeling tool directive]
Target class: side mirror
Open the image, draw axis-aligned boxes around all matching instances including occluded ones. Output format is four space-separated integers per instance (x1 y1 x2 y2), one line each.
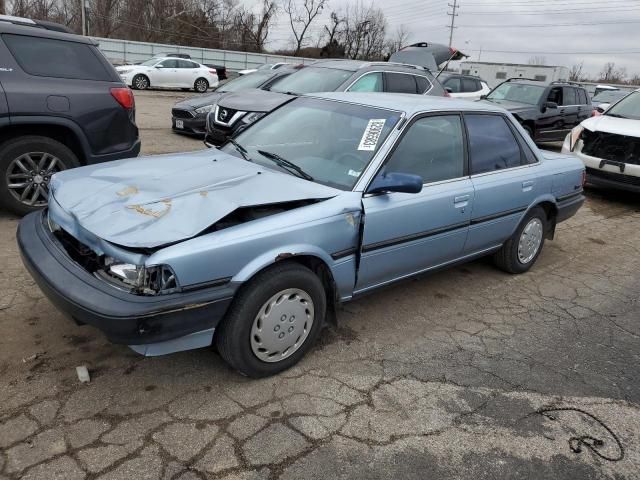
367 172 423 195
480 94 488 100
544 101 558 110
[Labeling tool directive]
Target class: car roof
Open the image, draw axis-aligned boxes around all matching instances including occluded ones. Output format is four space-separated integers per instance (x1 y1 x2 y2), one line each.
308 91 506 116
0 18 96 44
309 59 431 74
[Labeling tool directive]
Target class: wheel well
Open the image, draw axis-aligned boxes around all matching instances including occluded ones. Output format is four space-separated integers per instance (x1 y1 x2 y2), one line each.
271 255 339 325
0 124 85 164
537 201 558 239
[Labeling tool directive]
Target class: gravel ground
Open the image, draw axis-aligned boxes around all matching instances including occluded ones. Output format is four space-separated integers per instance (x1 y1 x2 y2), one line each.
0 90 639 479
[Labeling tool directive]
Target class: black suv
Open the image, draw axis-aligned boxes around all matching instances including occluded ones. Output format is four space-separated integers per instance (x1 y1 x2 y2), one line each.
0 16 140 215
205 59 447 146
481 79 592 142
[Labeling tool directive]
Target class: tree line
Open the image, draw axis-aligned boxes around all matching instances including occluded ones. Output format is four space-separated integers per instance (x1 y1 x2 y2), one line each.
2 0 407 61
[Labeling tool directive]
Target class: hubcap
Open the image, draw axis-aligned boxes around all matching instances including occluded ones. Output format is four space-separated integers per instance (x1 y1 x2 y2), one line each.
196 80 207 92
250 288 314 363
6 152 65 207
135 77 148 89
518 218 544 264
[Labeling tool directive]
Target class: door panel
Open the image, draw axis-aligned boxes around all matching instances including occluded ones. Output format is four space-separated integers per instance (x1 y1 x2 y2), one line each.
536 86 564 141
356 180 473 292
561 87 579 131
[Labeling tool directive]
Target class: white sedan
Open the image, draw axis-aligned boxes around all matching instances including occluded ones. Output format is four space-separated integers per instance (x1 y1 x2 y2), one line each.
116 57 219 93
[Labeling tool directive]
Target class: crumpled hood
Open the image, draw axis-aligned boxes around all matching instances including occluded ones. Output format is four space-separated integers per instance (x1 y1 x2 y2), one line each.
49 149 339 249
174 92 226 110
217 88 293 113
581 115 640 138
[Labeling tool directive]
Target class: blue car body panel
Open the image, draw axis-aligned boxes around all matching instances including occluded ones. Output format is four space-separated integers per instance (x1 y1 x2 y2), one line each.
21 93 586 355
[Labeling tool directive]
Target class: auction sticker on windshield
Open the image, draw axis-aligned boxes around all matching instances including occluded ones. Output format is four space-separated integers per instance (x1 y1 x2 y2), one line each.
358 119 386 151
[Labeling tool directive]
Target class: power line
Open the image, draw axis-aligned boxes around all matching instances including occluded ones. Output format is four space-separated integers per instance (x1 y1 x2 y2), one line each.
471 48 640 55
463 6 640 15
458 19 640 28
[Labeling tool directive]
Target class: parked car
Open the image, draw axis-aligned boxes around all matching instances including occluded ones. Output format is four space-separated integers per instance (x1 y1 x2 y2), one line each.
204 64 227 81
562 89 640 192
481 79 592 142
116 57 219 92
238 62 292 76
205 59 447 146
19 93 585 377
593 84 620 97
437 72 491 100
172 68 298 136
0 15 140 215
591 90 629 115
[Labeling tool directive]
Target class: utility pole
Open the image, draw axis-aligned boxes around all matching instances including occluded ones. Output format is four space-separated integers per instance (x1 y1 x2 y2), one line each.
447 0 459 48
80 0 86 36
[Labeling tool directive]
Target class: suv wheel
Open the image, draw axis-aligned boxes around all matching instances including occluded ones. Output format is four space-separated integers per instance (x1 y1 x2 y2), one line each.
194 78 209 93
215 262 326 377
132 74 150 90
0 136 79 216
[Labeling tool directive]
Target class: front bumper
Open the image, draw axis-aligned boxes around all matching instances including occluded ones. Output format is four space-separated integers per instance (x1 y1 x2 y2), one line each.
17 211 235 346
569 145 640 193
172 115 207 136
204 125 232 147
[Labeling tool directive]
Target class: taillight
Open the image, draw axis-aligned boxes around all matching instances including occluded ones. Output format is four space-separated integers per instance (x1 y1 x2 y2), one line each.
110 87 134 109
209 69 218 76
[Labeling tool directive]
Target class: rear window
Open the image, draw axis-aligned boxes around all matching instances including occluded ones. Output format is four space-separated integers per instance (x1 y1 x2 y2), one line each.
3 34 113 81
385 73 418 94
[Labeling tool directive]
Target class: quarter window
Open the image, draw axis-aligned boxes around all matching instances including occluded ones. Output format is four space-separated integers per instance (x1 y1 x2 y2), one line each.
385 115 465 184
577 89 588 105
3 34 112 81
415 76 431 94
385 73 418 94
348 72 383 92
466 114 522 174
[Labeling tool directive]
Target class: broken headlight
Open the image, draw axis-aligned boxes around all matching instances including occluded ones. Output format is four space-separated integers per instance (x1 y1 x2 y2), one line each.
101 259 180 295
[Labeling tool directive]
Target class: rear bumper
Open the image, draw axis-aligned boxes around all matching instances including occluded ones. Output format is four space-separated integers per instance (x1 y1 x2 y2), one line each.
17 211 235 346
556 191 585 223
86 139 141 165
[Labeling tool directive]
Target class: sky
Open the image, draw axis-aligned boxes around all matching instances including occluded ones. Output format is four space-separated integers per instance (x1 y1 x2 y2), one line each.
239 0 640 79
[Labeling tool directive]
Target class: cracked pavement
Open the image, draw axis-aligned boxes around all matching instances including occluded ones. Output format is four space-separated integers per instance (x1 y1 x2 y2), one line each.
1 91 639 479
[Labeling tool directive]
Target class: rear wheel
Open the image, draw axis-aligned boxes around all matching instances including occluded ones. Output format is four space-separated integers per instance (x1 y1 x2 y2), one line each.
0 136 79 215
215 262 326 377
132 74 149 90
493 207 547 274
194 78 209 93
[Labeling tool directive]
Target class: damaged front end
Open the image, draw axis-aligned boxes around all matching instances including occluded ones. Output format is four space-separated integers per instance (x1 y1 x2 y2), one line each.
580 129 640 165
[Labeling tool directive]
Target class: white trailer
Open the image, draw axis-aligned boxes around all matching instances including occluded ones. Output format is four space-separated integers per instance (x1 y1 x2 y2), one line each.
460 61 570 88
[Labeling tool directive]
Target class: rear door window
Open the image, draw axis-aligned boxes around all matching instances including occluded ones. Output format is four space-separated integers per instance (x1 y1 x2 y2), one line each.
462 78 479 92
160 59 179 68
385 73 418 94
577 89 589 105
3 33 112 81
443 77 461 93
178 60 198 69
562 87 577 106
465 114 523 174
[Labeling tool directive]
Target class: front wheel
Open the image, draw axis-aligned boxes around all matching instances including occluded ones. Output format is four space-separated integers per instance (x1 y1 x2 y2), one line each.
132 74 149 90
493 207 547 274
215 262 326 377
194 78 209 93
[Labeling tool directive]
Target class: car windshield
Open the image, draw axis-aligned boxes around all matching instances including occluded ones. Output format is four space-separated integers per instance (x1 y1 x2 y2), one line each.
487 83 546 105
219 72 277 92
605 91 640 120
270 67 354 94
219 97 401 190
592 90 627 104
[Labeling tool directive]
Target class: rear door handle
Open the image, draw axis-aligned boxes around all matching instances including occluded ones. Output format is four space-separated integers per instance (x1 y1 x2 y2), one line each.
522 180 534 191
454 195 470 207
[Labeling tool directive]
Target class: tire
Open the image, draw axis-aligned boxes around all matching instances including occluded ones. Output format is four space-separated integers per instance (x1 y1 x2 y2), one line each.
215 262 327 378
0 136 80 216
194 78 209 93
132 74 149 90
493 206 547 274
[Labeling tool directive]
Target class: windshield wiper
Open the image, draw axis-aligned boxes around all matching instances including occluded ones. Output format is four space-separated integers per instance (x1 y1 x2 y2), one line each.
227 138 251 161
606 113 627 119
257 150 314 181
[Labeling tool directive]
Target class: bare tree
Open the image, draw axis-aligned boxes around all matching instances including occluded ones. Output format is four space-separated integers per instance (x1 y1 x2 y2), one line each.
569 62 584 82
387 24 409 54
527 56 547 66
235 0 277 52
339 3 387 60
284 0 327 56
599 62 627 83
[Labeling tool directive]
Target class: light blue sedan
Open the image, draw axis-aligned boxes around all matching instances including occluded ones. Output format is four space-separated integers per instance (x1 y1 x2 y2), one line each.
18 93 586 377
